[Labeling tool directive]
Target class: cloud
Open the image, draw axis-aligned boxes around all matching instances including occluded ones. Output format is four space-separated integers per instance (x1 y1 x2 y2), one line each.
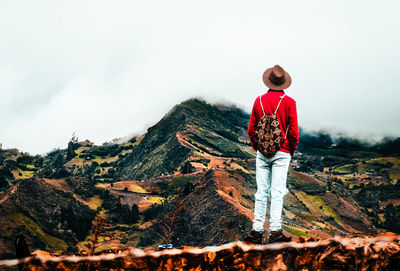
1 0 399 155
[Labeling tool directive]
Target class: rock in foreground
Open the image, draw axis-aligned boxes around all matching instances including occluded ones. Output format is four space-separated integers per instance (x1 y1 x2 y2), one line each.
1 235 400 270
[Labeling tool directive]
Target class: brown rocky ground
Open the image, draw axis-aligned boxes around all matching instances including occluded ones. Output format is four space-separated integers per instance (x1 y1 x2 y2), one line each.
1 234 399 271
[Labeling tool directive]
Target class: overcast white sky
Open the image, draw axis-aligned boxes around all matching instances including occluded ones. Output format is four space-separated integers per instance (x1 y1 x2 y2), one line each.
1 0 399 155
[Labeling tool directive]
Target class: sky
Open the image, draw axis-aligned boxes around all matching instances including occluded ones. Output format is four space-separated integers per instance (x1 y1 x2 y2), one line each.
1 0 399 155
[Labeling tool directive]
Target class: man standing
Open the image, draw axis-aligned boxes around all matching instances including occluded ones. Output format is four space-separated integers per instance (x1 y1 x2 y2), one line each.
244 65 299 244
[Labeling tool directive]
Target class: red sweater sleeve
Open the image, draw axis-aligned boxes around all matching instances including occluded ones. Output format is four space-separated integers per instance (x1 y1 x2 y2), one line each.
287 101 299 155
248 98 258 150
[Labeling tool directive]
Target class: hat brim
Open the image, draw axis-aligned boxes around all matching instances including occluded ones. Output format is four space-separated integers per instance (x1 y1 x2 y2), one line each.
262 68 292 90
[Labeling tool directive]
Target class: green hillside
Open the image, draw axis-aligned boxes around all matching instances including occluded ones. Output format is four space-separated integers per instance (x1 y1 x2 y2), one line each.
0 98 399 258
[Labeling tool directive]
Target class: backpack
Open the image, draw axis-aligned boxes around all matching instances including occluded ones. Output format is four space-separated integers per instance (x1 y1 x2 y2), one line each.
254 94 289 158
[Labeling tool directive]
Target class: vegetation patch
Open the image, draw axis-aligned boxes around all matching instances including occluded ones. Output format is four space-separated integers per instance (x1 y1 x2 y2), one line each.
289 171 326 195
8 213 68 252
121 149 133 155
156 175 198 196
308 195 340 223
149 196 165 204
66 156 87 166
74 148 85 155
111 182 149 194
293 191 340 223
92 155 118 165
12 169 35 180
311 220 327 229
95 183 109 189
26 164 36 170
88 195 103 210
124 136 143 147
191 158 210 167
332 164 356 175
283 225 310 237
43 179 73 193
389 168 400 180
386 157 400 168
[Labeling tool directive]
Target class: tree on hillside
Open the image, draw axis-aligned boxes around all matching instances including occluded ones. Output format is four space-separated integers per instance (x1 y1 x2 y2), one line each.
0 175 8 190
384 204 400 233
151 188 187 246
180 161 194 174
16 153 35 165
85 214 119 255
67 132 80 161
38 148 69 179
130 204 140 223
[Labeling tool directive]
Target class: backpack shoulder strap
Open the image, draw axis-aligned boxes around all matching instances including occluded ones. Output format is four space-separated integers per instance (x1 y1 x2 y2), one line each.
273 94 286 115
283 126 289 139
259 95 265 116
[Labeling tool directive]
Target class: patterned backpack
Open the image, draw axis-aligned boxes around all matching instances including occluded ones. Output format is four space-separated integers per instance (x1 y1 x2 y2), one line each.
254 94 289 158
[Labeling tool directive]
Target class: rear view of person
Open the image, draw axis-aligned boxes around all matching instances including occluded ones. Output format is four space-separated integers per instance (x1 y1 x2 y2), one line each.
244 65 299 244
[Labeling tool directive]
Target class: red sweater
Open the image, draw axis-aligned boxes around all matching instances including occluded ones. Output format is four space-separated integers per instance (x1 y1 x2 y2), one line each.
248 89 299 155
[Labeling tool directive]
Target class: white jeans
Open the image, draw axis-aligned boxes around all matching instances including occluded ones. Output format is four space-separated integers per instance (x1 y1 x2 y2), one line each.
252 150 291 232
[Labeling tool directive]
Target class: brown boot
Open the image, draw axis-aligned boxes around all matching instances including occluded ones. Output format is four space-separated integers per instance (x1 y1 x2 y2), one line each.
267 229 292 243
243 229 263 244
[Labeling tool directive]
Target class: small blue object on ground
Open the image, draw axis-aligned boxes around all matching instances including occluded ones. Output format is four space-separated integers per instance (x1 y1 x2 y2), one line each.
158 244 173 250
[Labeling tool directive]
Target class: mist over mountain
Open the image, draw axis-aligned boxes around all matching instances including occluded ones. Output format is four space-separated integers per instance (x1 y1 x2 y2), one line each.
0 97 399 260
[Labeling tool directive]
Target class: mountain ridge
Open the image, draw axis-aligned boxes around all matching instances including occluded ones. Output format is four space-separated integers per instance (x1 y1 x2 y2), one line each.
0 97 399 259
